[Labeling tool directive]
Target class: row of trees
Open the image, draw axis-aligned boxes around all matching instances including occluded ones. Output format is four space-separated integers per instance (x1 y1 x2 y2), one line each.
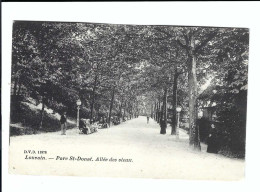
143 26 248 153
11 22 144 127
11 21 248 153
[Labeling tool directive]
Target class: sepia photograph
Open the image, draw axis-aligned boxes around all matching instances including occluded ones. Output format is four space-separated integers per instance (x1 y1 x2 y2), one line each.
8 20 248 180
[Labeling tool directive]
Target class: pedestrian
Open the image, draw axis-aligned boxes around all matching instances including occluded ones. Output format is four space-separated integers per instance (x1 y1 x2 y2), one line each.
60 111 67 135
86 119 91 134
147 116 150 124
207 123 219 153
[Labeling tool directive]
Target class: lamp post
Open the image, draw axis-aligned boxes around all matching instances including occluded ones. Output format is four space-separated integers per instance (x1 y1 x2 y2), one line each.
176 106 182 139
76 99 82 129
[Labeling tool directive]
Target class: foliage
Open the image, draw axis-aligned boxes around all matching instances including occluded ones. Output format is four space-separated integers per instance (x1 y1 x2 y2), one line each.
10 21 248 157
10 103 76 135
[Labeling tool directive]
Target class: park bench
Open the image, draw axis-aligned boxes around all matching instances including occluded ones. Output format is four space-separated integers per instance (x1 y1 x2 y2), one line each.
112 116 120 125
98 123 109 129
79 118 98 134
113 119 120 125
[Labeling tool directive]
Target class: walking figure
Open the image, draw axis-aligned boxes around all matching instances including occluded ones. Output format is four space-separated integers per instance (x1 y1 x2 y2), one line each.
207 124 219 153
147 116 150 124
60 111 67 135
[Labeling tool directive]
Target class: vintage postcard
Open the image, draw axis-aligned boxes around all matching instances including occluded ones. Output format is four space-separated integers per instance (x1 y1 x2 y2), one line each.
8 20 248 180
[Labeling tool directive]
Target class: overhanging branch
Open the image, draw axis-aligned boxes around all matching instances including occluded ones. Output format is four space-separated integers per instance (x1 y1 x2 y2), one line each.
195 31 218 53
176 39 188 51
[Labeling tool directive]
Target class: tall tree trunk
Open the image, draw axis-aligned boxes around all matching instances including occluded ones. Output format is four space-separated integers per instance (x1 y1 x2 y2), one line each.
123 100 126 120
160 88 167 134
108 86 115 127
164 88 168 129
12 61 19 95
119 99 123 121
151 104 153 118
157 96 161 123
90 74 98 120
153 102 156 119
157 101 160 123
13 77 18 95
188 45 201 150
17 78 22 95
96 105 100 120
155 102 157 121
129 103 133 119
155 102 159 122
153 101 157 120
176 29 216 150
38 96 45 132
154 101 156 119
171 74 178 135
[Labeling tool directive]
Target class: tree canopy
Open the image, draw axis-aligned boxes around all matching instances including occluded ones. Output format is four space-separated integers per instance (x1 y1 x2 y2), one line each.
11 21 249 155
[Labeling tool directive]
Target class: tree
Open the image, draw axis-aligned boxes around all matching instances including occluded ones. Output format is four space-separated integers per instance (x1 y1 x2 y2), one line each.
11 21 248 156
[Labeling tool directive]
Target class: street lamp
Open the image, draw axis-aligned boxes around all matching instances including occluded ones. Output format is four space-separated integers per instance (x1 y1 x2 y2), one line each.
176 106 182 139
76 99 82 129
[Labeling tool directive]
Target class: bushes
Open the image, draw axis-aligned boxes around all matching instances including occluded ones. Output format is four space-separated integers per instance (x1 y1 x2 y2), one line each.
216 110 246 158
215 91 247 158
10 95 25 123
10 102 76 136
46 100 66 114
198 113 245 158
